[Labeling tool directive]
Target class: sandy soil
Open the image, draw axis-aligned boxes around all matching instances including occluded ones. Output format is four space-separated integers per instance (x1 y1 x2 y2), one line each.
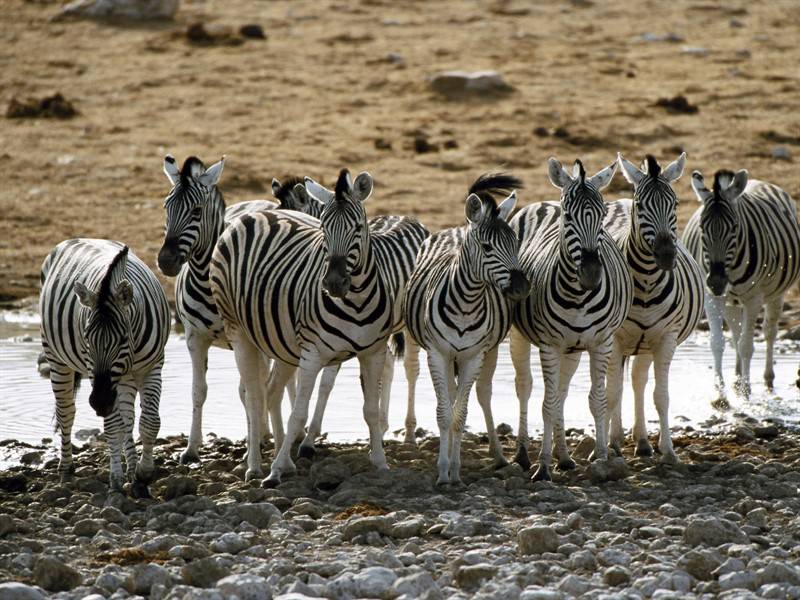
1 0 799 303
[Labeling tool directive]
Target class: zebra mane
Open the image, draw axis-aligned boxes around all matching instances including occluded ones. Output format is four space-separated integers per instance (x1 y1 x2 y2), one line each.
575 160 586 182
334 169 351 203
96 246 129 309
181 156 205 184
273 176 305 205
643 155 661 180
712 170 736 201
468 172 523 214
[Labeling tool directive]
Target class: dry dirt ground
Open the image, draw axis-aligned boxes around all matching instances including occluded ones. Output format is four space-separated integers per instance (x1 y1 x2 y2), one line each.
1 0 799 303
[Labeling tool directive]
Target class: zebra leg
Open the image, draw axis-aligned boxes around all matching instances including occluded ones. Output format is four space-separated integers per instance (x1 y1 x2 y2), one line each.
553 352 580 471
428 350 455 485
181 330 212 464
299 363 340 458
50 364 77 481
631 353 653 457
509 328 532 470
533 347 561 482
103 404 127 492
587 344 612 463
475 345 508 469
402 334 420 445
359 347 390 472
449 352 484 483
763 296 782 390
379 349 395 436
725 302 743 382
264 356 321 487
605 344 625 457
230 336 266 481
265 360 295 457
652 338 678 464
259 354 272 445
116 379 138 483
134 363 163 495
705 294 727 398
736 297 762 397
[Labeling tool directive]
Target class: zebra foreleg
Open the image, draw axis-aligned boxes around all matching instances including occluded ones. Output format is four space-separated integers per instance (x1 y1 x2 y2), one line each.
736 297 761 397
116 379 138 483
587 346 611 463
725 302 743 382
533 347 561 481
230 337 267 481
763 295 782 390
631 353 653 457
103 405 126 492
135 363 163 491
264 356 322 487
50 364 77 481
652 338 678 464
379 350 395 437
402 334 420 445
300 364 340 458
704 294 727 398
258 354 273 446
509 329 532 471
475 345 508 469
181 330 212 464
604 345 625 457
553 352 580 471
359 347 390 472
448 353 484 483
428 350 455 485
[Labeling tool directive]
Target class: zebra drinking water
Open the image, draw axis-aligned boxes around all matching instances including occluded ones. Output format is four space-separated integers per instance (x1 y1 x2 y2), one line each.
683 169 800 398
210 169 428 485
603 153 704 463
507 158 632 481
404 173 530 485
40 241 169 496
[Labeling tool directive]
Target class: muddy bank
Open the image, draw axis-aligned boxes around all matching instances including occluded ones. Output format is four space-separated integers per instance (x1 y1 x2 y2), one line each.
1 418 800 599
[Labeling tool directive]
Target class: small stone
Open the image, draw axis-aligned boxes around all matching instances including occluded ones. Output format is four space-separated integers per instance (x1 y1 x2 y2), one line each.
678 549 722 580
33 556 82 591
598 548 631 567
343 516 392 540
557 574 590 596
603 565 631 586
719 570 757 591
736 425 756 441
456 563 498 589
180 556 231 588
0 514 16 537
520 587 563 600
309 458 351 490
571 436 595 460
746 507 769 529
216 574 272 600
756 562 800 586
73 518 103 537
0 583 46 600
429 70 515 99
160 475 198 500
518 526 560 555
239 24 267 39
392 572 441 599
352 566 397 598
226 503 282 529
587 457 630 483
58 0 178 19
210 532 248 554
20 451 43 465
132 563 172 595
772 147 792 161
683 516 748 547
754 424 779 439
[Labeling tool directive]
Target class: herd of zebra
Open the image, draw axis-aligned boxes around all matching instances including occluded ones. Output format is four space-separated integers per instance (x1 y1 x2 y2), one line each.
37 150 800 496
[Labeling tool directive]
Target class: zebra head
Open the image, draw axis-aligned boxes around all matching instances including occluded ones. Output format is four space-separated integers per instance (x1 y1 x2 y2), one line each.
464 173 530 301
73 247 134 418
547 157 616 291
158 155 225 277
271 177 322 217
305 169 373 299
691 168 748 296
618 152 686 271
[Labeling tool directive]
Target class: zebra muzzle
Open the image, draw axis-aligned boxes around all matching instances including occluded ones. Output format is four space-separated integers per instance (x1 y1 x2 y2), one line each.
88 372 117 418
503 269 531 302
707 263 728 296
653 234 677 271
157 239 184 277
323 256 350 299
578 249 602 291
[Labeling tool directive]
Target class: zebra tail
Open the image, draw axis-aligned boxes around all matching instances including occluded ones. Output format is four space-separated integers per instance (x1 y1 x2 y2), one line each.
390 331 405 361
37 351 82 388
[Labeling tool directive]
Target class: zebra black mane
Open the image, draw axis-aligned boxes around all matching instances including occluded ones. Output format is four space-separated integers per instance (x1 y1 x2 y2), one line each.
644 155 661 180
96 246 129 309
334 169 351 202
712 169 736 201
575 160 586 182
181 156 205 184
468 173 523 215
273 176 305 204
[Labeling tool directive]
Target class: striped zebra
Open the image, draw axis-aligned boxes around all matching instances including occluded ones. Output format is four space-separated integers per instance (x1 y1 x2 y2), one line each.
156 154 318 464
683 169 800 397
508 158 632 481
404 174 530 485
603 153 704 463
40 240 169 496
210 169 429 485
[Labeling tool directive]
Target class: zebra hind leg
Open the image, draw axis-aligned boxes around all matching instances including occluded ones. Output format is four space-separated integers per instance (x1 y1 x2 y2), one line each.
299 364 338 459
402 334 420 445
475 346 508 468
652 339 679 464
763 296 782 390
533 347 561 482
181 331 212 464
379 349 394 437
50 364 77 482
509 329 532 471
358 348 390 473
631 354 653 457
428 350 455 485
133 363 164 498
604 345 625 458
554 352 580 471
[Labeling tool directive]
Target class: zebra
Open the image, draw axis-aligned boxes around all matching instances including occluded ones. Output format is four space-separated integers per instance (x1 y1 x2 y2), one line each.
210 168 429 485
156 154 318 464
683 169 800 398
40 240 169 496
506 158 632 481
404 173 530 485
603 153 704 463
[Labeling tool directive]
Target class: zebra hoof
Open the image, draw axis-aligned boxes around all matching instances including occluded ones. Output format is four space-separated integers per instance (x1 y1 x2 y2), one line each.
261 477 280 489
297 445 316 460
557 458 577 471
660 451 680 465
531 465 551 482
711 396 730 411
634 440 654 457
493 456 510 469
130 480 151 499
513 448 532 472
179 450 201 465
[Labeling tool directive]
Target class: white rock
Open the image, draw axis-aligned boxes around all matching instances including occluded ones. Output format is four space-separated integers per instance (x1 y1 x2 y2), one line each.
0 583 46 600
132 563 172 595
597 548 632 567
683 516 747 547
428 71 515 99
518 526 559 555
392 572 440 598
719 571 757 591
772 147 792 160
557 574 590 596
59 0 178 19
757 562 800 586
520 588 563 600
210 532 248 554
216 574 272 600
352 566 397 598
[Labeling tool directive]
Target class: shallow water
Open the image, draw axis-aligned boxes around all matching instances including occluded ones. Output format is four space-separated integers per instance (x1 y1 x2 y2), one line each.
1 310 798 454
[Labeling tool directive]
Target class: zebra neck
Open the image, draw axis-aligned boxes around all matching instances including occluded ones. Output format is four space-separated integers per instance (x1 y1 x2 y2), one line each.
554 244 585 298
188 188 226 278
345 240 380 301
447 251 487 310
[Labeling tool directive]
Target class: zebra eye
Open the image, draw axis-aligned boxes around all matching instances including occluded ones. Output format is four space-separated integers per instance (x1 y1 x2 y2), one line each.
481 242 492 252
192 205 202 216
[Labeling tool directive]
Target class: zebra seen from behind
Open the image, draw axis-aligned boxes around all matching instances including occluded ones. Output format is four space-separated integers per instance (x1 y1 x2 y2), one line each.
210 169 429 486
507 158 632 481
683 168 800 398
40 240 169 496
404 173 530 485
603 153 704 463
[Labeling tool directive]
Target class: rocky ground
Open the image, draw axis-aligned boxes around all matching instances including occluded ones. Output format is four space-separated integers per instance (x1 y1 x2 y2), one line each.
1 417 800 600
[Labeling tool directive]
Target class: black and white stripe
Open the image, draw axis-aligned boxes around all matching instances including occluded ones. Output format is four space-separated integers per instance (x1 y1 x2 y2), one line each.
683 169 800 397
210 169 429 485
603 153 704 462
40 240 169 496
508 158 632 481
404 173 530 484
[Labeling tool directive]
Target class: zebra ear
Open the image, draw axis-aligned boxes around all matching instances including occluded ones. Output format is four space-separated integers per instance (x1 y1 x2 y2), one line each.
547 157 573 189
725 169 748 201
114 280 134 308
465 193 486 224
164 155 180 186
617 153 645 186
690 170 711 203
661 152 687 183
588 162 617 191
74 281 98 309
352 172 373 203
291 183 310 209
271 178 282 198
496 191 517 221
304 177 335 205
199 156 225 187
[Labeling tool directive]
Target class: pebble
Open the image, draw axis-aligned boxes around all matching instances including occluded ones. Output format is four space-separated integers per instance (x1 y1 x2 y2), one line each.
518 526 560 555
58 0 178 19
603 565 632 586
0 583 47 600
428 71 515 99
33 556 82 591
216 574 273 600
